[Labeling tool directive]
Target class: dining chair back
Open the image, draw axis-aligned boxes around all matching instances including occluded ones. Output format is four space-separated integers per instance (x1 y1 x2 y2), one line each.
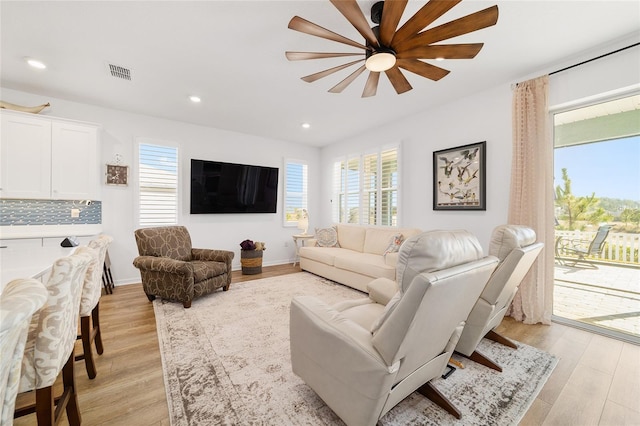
0 279 48 426
76 234 113 379
15 247 94 426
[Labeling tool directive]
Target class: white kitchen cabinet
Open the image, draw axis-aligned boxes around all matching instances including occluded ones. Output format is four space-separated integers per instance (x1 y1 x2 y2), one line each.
0 110 100 200
0 112 52 199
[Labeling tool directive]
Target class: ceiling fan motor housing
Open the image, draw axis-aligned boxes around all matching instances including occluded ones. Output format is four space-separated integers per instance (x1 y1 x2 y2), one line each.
371 1 384 24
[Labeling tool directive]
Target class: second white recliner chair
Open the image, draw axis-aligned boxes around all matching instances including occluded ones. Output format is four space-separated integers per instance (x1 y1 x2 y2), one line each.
455 224 544 371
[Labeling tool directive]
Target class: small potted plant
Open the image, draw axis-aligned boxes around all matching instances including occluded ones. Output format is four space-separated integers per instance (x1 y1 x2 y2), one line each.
239 239 266 274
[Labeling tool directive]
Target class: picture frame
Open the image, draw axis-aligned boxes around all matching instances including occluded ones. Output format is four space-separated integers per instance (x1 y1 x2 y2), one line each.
433 141 486 211
105 164 128 186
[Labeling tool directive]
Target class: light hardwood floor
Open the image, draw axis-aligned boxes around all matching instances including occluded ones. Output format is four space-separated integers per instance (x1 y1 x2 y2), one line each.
14 265 640 425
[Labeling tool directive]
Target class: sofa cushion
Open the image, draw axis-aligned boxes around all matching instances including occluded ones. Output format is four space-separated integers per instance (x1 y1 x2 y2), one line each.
334 252 395 280
299 247 345 266
336 224 366 252
364 228 404 255
315 226 340 247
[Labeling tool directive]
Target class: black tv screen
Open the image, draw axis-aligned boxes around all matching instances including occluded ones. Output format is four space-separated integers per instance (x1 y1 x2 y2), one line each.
190 159 278 214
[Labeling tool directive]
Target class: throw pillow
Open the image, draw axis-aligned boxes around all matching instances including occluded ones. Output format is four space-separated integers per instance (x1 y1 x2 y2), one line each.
383 233 404 258
315 226 340 247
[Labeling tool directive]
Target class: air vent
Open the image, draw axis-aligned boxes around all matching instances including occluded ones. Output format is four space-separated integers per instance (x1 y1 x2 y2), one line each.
105 62 133 81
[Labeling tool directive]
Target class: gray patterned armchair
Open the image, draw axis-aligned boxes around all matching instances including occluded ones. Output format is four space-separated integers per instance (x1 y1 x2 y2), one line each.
133 226 234 308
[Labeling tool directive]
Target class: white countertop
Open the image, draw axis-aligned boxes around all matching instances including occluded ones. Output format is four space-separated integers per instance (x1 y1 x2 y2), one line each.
0 246 76 292
0 224 103 240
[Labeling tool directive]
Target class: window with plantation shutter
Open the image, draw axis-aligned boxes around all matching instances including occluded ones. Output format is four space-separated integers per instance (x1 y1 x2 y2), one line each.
332 146 399 226
138 142 178 226
284 159 308 226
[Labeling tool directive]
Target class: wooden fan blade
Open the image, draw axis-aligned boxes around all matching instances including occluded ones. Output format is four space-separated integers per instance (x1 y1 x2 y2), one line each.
378 0 408 46
392 0 462 46
396 43 484 60
329 0 379 48
286 51 364 61
384 67 412 94
329 65 367 93
288 16 367 50
362 71 381 98
301 59 363 83
396 59 450 81
395 6 499 52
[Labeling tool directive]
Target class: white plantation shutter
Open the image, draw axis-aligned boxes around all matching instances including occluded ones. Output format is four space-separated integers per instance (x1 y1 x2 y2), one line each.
332 146 399 226
380 149 398 226
362 153 378 225
332 161 345 223
138 142 178 226
284 159 308 226
346 157 360 223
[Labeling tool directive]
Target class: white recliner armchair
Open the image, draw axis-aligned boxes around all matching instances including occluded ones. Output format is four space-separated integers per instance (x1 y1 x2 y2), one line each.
455 224 544 371
290 230 499 425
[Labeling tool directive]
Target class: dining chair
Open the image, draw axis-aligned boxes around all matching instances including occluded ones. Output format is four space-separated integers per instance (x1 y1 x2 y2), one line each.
14 247 94 426
1 279 48 426
76 234 113 379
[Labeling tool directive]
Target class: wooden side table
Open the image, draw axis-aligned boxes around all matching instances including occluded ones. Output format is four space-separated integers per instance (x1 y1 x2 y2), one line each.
292 234 314 266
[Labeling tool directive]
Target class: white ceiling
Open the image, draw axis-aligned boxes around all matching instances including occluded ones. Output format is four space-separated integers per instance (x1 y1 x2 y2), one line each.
1 1 639 147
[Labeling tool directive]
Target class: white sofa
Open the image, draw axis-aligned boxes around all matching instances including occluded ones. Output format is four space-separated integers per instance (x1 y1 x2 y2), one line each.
299 224 422 293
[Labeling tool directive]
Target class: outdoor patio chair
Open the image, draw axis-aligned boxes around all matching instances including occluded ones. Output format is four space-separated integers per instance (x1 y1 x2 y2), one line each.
555 225 611 269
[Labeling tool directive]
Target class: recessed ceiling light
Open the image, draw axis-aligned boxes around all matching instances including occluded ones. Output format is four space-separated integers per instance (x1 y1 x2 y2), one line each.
26 58 46 69
301 123 311 129
189 96 201 103
435 57 445 62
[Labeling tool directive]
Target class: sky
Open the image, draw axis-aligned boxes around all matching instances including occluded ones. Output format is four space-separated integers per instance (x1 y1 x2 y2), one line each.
554 135 640 201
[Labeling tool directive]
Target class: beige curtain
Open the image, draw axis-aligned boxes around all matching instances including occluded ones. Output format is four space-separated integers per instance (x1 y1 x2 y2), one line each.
507 75 554 325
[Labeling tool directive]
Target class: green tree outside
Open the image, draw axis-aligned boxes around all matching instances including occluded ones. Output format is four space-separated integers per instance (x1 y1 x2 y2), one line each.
555 168 613 230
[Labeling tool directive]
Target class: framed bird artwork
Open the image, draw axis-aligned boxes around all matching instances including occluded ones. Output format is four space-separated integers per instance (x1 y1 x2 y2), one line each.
433 141 486 210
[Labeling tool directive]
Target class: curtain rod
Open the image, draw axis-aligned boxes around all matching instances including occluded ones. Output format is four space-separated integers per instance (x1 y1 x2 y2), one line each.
549 42 639 75
512 42 639 88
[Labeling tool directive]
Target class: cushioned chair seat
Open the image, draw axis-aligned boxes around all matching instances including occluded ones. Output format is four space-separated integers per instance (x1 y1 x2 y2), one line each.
192 260 228 282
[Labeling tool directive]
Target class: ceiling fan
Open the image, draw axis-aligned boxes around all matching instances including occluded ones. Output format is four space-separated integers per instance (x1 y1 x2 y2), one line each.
286 0 499 97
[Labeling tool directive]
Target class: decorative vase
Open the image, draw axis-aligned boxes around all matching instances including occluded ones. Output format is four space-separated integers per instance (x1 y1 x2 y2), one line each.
241 250 263 275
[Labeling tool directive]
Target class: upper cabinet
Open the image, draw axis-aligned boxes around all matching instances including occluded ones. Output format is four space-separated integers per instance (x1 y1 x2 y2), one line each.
0 110 101 200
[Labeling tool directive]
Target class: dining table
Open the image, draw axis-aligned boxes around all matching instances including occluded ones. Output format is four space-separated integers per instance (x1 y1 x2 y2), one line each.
0 246 76 293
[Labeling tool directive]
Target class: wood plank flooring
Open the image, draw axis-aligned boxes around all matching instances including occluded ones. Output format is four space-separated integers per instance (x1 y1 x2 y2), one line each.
14 264 640 425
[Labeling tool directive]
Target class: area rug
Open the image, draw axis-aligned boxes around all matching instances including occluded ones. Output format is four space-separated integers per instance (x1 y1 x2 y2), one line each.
153 272 558 426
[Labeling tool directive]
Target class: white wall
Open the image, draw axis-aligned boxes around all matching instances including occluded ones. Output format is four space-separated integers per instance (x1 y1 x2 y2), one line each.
319 84 512 250
0 88 320 284
319 39 640 252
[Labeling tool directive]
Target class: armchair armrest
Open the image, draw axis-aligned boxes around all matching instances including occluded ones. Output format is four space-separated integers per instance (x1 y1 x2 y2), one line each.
290 296 399 397
132 256 192 275
191 248 235 263
367 278 398 305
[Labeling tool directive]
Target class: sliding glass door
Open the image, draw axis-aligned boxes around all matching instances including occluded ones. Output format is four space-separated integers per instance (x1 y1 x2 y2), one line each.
552 94 640 343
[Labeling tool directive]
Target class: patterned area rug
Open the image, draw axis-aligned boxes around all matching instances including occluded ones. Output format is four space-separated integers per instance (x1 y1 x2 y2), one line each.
154 272 557 426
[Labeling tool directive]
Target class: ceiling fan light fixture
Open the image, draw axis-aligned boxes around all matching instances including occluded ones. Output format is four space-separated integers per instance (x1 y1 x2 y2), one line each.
365 51 396 72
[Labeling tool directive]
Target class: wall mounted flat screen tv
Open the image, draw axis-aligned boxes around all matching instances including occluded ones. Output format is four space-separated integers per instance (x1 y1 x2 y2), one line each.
190 159 278 214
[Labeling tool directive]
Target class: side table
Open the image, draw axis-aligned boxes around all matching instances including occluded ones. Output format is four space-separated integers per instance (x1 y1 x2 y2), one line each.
292 234 314 266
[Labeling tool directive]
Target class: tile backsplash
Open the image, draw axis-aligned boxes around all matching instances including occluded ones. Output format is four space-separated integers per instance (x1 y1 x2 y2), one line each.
0 199 102 226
